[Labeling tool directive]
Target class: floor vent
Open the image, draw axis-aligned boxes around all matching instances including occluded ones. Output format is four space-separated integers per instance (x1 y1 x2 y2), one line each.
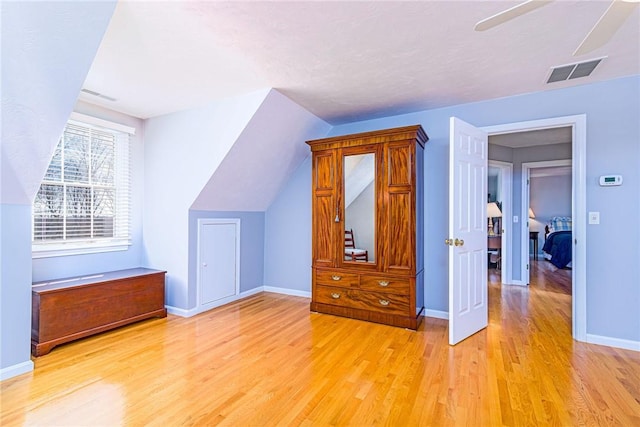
81 88 117 102
547 58 604 83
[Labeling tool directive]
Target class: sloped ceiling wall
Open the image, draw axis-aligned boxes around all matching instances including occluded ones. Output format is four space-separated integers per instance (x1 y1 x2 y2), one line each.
143 89 271 309
191 90 331 211
0 0 116 377
1 1 117 204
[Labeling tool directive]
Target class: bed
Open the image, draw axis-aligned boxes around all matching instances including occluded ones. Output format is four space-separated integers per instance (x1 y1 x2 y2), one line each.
542 216 572 269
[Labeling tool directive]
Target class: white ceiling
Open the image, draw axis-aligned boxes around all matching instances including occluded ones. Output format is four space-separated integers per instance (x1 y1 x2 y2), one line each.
81 0 640 124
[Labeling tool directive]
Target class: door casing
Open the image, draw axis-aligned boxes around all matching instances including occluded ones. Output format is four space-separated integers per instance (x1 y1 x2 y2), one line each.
482 114 586 342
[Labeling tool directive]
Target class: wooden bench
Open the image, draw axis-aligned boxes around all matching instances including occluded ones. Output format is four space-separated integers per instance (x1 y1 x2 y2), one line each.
32 268 167 356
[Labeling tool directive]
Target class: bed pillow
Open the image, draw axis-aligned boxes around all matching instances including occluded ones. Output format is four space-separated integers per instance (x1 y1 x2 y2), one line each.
549 216 572 232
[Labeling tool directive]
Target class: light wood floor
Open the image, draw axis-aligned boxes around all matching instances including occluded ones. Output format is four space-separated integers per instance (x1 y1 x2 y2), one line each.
2 261 639 426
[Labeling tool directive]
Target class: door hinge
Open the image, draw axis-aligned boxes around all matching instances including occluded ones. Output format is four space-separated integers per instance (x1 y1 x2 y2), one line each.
526 264 529 270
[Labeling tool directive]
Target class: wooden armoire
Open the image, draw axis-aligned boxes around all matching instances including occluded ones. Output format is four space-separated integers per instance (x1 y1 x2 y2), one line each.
306 125 428 329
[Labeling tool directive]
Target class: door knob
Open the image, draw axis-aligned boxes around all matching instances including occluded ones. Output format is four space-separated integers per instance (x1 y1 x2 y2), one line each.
202 262 208 267
454 238 464 247
445 238 454 246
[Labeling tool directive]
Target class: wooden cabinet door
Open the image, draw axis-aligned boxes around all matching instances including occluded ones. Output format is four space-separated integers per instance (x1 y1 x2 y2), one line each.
384 141 415 274
312 150 337 267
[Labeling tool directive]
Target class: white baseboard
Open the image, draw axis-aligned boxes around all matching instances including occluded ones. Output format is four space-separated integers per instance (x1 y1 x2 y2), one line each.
166 287 265 318
263 286 311 298
165 305 199 317
0 360 34 382
508 280 528 286
586 334 640 352
425 309 448 320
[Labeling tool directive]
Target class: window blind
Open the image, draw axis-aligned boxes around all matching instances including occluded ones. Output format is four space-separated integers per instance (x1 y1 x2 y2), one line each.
33 118 131 254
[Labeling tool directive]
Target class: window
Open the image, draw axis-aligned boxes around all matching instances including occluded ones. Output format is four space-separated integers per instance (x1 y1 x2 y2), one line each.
33 115 132 257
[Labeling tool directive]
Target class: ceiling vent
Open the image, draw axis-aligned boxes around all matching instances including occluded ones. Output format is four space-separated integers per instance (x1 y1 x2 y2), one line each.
546 58 604 84
81 88 117 102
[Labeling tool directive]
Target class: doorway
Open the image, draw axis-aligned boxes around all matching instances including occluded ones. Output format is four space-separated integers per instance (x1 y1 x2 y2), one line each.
483 114 586 342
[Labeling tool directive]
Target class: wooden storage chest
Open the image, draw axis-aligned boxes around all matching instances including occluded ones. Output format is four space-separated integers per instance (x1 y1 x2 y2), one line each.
32 268 167 356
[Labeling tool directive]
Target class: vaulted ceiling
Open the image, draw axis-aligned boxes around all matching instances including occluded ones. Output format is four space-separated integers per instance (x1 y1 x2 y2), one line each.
82 0 640 124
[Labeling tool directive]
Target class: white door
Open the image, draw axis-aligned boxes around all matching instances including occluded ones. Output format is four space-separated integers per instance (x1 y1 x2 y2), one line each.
198 219 240 309
448 117 488 345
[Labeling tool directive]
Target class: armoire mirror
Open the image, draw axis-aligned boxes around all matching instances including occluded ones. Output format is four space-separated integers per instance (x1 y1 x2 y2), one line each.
343 153 375 263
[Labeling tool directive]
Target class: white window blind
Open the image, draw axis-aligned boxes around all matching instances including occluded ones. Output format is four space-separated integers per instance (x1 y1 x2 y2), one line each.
33 118 132 257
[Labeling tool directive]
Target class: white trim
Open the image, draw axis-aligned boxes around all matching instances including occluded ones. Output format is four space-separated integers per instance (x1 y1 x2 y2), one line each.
508 280 528 287
196 218 241 313
32 242 130 258
263 286 311 298
0 360 34 381
167 287 263 318
482 114 587 343
167 286 311 318
488 160 513 285
425 309 448 320
586 334 640 352
70 112 136 135
165 305 199 317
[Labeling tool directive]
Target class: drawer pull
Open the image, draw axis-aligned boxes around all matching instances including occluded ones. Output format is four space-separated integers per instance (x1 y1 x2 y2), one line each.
331 293 341 299
331 275 341 281
378 280 389 287
379 299 390 306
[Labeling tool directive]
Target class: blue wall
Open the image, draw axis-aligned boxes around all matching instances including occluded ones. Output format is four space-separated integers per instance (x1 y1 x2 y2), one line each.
265 76 640 343
0 204 34 378
264 156 312 293
188 210 265 308
1 0 117 379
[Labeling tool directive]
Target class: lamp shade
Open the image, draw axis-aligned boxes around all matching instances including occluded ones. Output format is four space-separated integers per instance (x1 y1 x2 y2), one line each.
487 202 502 218
528 208 536 219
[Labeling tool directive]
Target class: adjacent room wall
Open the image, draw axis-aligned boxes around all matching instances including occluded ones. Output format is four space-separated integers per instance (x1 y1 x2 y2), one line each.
530 173 572 237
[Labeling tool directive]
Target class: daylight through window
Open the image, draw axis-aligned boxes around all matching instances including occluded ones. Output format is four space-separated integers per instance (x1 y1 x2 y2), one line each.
33 119 131 256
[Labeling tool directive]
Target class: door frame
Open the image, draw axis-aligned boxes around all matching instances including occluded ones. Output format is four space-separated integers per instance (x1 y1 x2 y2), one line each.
482 114 586 342
196 218 241 315
521 159 572 284
488 160 513 285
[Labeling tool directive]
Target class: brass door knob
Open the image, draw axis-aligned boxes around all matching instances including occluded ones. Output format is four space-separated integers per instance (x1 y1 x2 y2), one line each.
445 238 454 246
454 238 464 247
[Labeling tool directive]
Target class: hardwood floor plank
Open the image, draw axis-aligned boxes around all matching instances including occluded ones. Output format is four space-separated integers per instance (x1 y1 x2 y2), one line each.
2 263 639 425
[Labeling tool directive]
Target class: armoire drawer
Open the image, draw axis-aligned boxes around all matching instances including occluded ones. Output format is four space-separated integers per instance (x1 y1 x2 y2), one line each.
315 285 409 316
359 276 410 295
315 270 359 289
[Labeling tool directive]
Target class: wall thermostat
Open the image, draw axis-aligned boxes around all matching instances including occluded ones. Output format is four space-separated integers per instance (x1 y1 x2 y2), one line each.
599 175 623 186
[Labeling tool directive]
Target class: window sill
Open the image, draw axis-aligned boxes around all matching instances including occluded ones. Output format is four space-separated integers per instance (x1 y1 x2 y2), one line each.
32 242 131 259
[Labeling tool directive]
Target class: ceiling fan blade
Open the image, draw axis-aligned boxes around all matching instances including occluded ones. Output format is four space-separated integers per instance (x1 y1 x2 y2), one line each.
475 0 553 31
573 0 639 56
